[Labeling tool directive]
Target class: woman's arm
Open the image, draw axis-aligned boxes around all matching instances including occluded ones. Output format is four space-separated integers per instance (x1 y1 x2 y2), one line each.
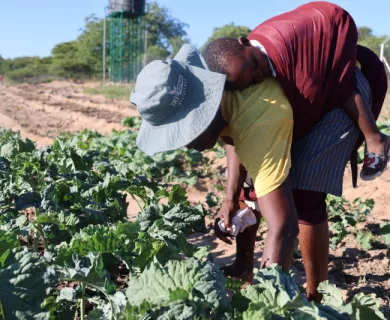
215 140 247 244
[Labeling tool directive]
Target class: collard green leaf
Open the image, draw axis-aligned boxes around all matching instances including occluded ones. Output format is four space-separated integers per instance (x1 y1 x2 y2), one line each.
34 211 80 231
147 219 197 260
136 204 161 231
56 223 139 268
58 288 77 302
126 258 228 316
168 185 188 205
206 192 219 208
289 303 326 319
242 265 308 319
317 304 352 320
0 249 56 320
88 292 127 320
330 222 349 249
242 302 273 320
356 231 376 251
193 246 212 262
350 293 386 320
379 222 390 246
145 300 201 320
0 230 20 254
318 281 344 308
57 252 116 294
162 203 207 234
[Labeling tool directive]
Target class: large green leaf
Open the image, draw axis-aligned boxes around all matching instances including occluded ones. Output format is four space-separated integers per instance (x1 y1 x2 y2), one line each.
88 292 127 320
379 222 390 246
147 219 197 260
241 265 326 319
0 249 56 320
57 252 115 295
0 230 20 254
350 293 386 319
356 231 376 251
56 223 139 268
34 211 80 231
137 202 207 235
243 265 305 311
162 203 207 234
125 258 228 318
318 281 344 308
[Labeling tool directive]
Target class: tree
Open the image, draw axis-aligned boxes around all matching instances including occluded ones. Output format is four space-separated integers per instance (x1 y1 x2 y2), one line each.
358 26 390 62
76 14 106 74
201 23 252 51
51 41 94 78
169 36 189 57
66 3 189 74
144 2 188 52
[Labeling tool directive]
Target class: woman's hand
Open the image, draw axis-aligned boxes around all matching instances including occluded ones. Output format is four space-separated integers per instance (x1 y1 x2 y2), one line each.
214 199 240 244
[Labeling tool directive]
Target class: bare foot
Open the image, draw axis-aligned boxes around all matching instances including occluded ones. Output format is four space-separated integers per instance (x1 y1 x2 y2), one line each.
221 264 254 285
366 134 390 156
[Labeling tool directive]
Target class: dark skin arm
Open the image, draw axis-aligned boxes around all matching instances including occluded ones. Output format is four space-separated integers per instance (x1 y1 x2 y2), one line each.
215 138 246 245
216 141 298 271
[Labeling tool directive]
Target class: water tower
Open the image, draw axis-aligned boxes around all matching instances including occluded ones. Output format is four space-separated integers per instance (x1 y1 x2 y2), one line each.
107 0 146 83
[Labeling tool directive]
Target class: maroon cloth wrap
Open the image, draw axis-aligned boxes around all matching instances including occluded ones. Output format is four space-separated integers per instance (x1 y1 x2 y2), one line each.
248 1 358 142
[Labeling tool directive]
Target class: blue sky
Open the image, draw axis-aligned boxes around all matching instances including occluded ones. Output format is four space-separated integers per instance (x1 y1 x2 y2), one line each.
1 0 389 58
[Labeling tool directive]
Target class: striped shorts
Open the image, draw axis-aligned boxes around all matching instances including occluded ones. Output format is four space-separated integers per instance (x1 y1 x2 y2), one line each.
290 68 372 196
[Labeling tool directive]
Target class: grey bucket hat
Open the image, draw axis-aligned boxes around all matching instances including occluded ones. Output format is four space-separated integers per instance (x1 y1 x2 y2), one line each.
130 44 226 156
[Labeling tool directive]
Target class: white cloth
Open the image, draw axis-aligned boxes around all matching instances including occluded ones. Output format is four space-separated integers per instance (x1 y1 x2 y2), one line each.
218 207 257 236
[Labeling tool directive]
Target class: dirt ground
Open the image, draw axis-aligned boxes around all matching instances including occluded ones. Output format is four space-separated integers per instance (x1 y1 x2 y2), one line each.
0 81 389 306
0 81 138 147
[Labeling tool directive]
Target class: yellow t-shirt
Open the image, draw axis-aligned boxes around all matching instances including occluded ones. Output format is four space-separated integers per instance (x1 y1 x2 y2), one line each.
220 78 294 197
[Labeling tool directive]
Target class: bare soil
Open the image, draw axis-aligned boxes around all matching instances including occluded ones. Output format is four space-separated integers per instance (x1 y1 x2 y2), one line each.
1 81 389 306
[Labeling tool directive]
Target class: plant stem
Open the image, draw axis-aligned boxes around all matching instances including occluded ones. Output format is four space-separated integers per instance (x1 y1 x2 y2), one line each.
80 283 85 319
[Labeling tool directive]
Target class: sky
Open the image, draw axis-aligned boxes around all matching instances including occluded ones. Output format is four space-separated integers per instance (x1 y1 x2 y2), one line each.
0 0 389 59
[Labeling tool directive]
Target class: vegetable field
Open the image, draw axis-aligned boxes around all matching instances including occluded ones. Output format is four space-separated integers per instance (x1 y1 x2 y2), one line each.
0 82 389 319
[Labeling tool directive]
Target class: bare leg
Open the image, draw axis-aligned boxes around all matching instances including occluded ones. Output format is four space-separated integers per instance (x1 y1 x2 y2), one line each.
298 222 329 302
343 92 390 155
258 178 298 271
221 207 261 284
293 190 329 302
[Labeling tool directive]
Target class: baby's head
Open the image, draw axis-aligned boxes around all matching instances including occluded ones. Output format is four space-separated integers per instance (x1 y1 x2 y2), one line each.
202 37 271 90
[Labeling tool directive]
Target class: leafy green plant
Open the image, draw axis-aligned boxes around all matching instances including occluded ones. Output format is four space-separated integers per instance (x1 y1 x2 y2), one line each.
326 196 376 249
356 230 378 251
0 129 387 318
206 192 219 208
238 266 386 320
379 222 390 246
125 258 229 319
120 116 142 129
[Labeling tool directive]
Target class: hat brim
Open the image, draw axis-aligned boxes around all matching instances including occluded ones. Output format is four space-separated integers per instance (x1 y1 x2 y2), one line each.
135 65 226 156
173 44 209 70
